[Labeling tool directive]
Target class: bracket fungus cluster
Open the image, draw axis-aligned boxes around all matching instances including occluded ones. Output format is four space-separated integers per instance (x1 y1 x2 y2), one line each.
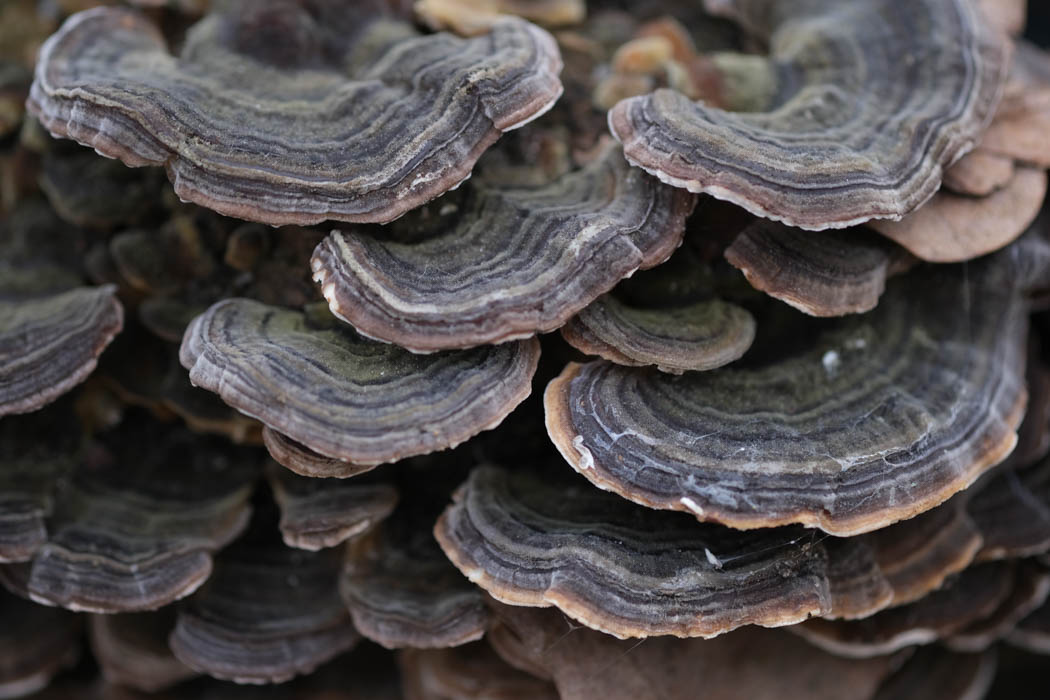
3 0 1050 698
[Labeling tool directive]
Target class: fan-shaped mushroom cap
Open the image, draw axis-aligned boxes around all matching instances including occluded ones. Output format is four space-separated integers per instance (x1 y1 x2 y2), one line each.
545 252 1029 536
311 144 695 352
869 167 1047 263
794 563 1016 658
400 642 559 700
267 463 398 551
0 284 123 416
0 589 80 699
28 3 563 225
5 418 257 612
435 466 936 639
89 610 197 693
560 294 754 373
870 645 997 700
169 523 359 684
977 0 1027 37
608 0 1008 230
486 602 900 700
724 221 909 317
180 299 539 465
416 0 585 35
341 514 488 649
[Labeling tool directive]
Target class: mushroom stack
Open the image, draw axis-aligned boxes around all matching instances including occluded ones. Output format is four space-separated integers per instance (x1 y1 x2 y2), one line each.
2 0 1050 698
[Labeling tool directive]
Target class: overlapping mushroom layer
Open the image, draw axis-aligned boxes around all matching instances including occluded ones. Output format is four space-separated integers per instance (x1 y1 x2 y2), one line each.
546 252 1029 535
29 1 563 225
312 143 695 351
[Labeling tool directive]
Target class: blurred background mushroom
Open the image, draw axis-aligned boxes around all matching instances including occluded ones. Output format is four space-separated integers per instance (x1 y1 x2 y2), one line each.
1 0 1050 698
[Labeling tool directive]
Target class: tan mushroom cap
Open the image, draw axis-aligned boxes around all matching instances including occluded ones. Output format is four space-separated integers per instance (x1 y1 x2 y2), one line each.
89 610 198 693
980 41 1050 168
267 463 398 551
341 514 488 650
486 602 900 700
416 0 585 35
169 521 359 685
312 144 695 352
609 0 1008 230
0 588 80 699
28 3 563 225
560 293 755 373
0 284 123 416
869 167 1047 263
942 148 1016 196
4 416 257 613
724 221 910 317
180 299 539 466
399 642 559 700
545 249 1029 536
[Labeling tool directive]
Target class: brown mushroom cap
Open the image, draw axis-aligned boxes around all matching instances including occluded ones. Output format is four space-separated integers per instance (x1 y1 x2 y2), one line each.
311 144 695 352
980 41 1050 168
724 221 910 317
1009 584 1050 653
399 641 559 700
0 284 123 416
169 520 359 685
486 602 900 700
341 513 488 649
267 463 398 551
608 0 1007 230
416 0 585 36
868 167 1047 263
793 563 1016 658
5 416 257 613
28 3 563 225
180 299 539 466
435 465 958 639
89 610 198 693
544 251 1029 535
0 588 80 699
560 293 755 373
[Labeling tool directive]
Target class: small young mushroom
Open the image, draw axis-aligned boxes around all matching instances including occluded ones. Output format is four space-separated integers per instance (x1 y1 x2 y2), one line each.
180 299 539 466
266 462 398 551
28 2 563 225
311 143 695 352
724 221 910 317
608 0 1008 230
341 509 488 650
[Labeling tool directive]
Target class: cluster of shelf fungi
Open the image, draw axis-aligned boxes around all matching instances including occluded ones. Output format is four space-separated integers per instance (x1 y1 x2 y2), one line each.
3 0 1050 697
